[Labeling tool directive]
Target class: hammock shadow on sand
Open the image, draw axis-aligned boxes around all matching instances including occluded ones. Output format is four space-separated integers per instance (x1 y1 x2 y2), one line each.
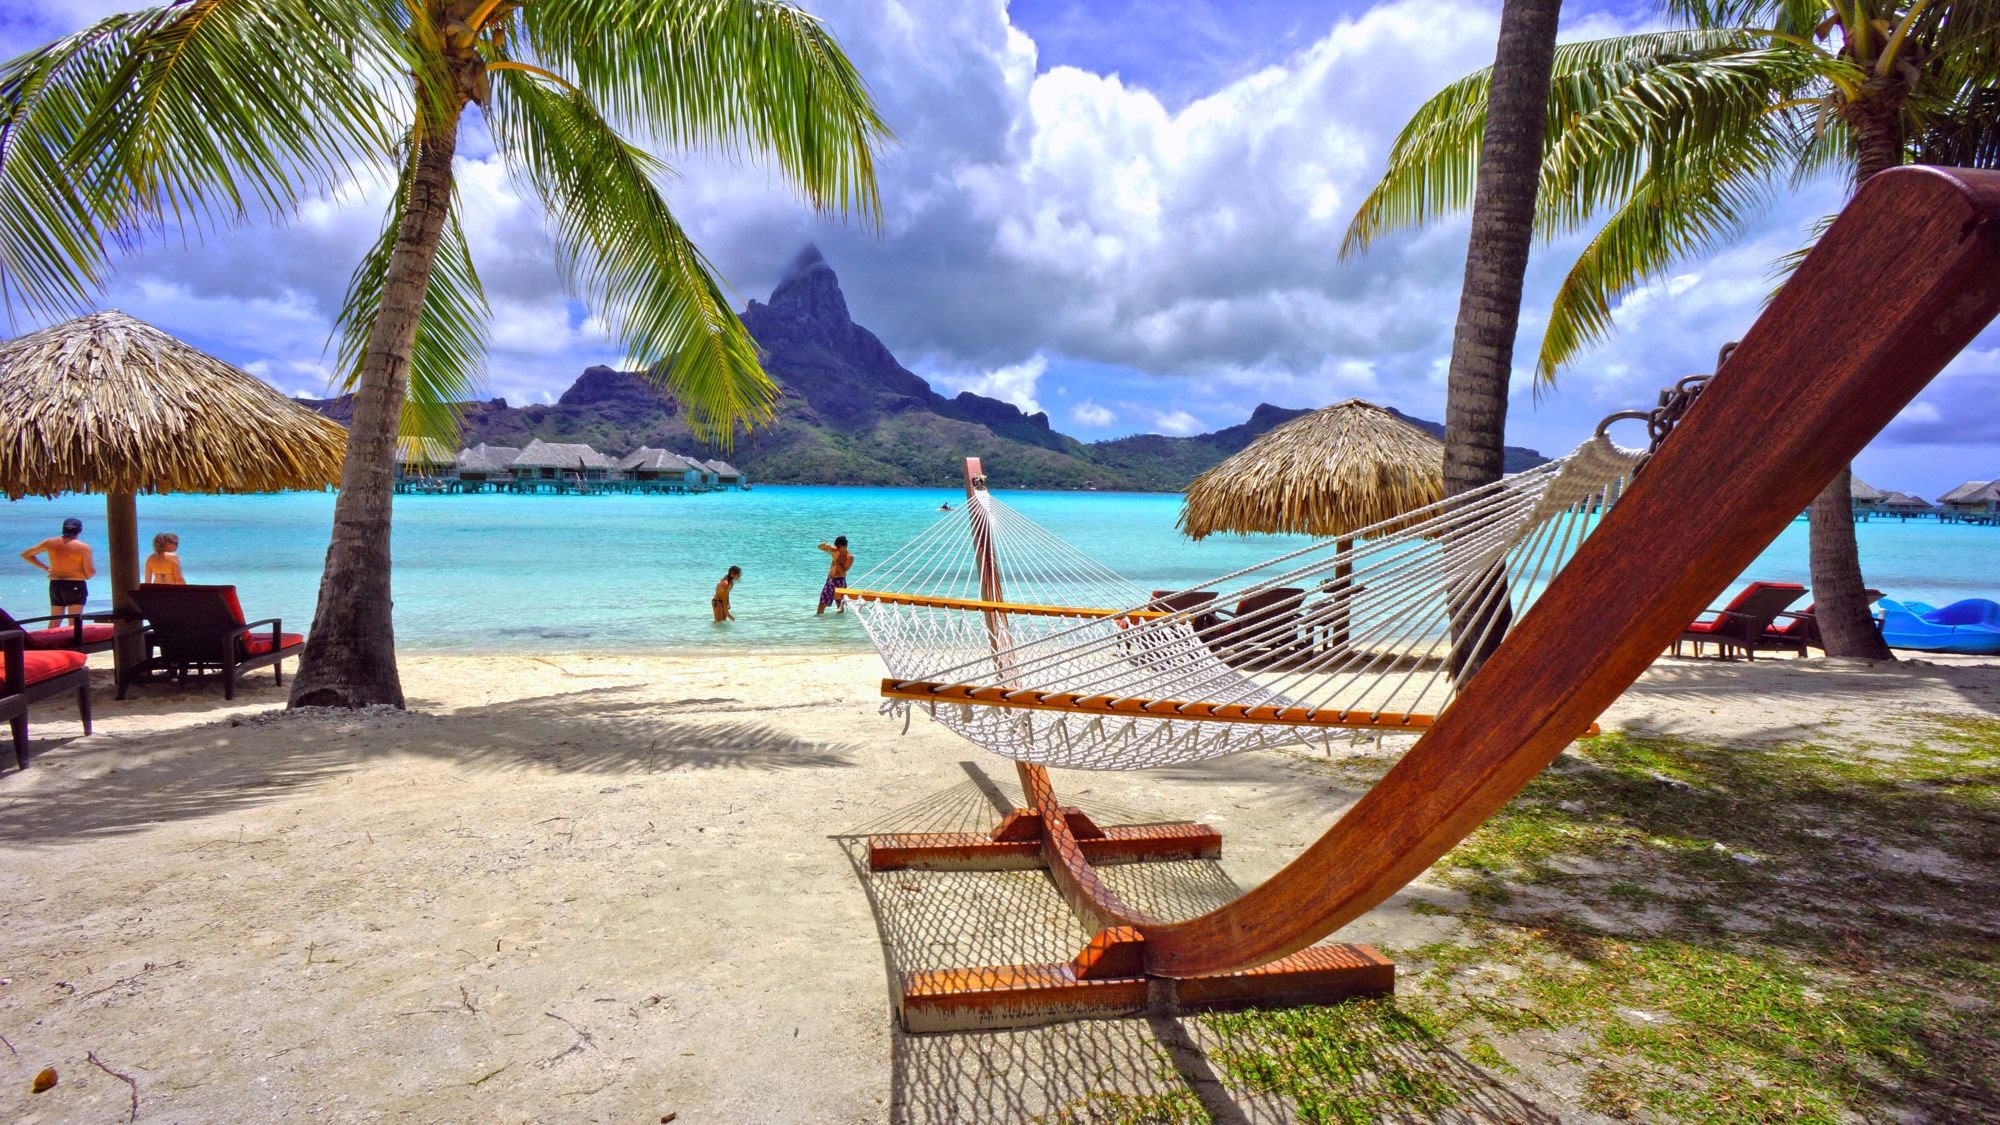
0 687 855 844
834 764 1557 1123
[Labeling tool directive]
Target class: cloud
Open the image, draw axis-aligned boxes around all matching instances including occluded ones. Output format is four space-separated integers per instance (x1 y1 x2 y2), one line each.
1151 408 1203 435
939 353 1048 414
1071 399 1116 426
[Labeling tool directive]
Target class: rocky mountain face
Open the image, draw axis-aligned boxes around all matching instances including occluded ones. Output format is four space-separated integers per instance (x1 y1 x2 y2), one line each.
307 247 1547 489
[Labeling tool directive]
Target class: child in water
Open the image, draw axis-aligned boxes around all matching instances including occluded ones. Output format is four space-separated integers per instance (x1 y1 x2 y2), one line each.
712 565 741 622
144 532 186 584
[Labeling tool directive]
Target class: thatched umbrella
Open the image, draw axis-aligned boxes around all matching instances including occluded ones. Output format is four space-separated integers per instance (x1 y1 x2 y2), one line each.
1180 399 1444 540
1180 399 1444 648
0 311 347 666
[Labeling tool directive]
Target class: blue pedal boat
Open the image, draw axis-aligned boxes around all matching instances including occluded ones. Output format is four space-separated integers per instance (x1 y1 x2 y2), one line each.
1876 598 2000 655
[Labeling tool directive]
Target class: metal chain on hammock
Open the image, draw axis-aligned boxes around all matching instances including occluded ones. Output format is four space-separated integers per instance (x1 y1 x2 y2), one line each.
1593 341 1737 474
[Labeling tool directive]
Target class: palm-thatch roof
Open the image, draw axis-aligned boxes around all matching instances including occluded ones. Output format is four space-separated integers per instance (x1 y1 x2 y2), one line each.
1179 398 1444 540
456 443 521 474
0 311 347 499
1937 479 1998 505
704 459 743 478
395 436 456 467
512 439 616 470
1848 476 1887 503
1882 490 1934 511
617 447 693 472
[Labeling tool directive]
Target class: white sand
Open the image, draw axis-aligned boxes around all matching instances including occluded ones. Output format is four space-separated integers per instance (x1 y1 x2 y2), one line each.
3 648 1996 1122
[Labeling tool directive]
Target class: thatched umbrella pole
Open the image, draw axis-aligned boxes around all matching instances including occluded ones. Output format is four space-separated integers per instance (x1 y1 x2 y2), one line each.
106 489 141 668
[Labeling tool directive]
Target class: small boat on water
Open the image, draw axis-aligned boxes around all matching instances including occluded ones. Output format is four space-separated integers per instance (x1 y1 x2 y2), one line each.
1876 598 2000 655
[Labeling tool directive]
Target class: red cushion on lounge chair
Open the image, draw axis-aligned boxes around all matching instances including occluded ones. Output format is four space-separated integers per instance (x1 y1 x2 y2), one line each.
240 632 304 656
24 624 115 648
220 586 247 626
1684 620 1724 634
19 649 87 686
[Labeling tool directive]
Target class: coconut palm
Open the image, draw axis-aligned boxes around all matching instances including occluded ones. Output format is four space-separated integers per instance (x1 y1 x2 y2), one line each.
0 1 890 706
1345 0 2000 658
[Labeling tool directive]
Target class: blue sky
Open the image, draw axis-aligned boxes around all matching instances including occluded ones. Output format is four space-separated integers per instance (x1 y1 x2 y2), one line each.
3 0 1996 497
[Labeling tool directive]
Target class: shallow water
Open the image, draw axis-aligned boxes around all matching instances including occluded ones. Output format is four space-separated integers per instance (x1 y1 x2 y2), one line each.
2 487 1994 652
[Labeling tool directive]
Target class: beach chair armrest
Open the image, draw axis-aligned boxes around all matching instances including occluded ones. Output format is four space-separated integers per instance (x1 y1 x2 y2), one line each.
230 618 282 634
1 629 21 688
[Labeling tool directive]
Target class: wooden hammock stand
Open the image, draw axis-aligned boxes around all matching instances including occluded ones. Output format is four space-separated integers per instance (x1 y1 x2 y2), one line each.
861 167 2000 1033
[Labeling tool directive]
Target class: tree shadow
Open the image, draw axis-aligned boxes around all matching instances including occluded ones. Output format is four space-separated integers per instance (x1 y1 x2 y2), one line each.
1 684 855 845
837 766 1558 1123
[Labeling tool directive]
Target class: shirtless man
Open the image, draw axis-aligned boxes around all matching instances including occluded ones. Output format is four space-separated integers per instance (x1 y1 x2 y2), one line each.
21 517 96 626
816 535 853 614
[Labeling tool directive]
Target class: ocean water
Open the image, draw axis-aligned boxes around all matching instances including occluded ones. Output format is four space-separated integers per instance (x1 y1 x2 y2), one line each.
2 487 1995 652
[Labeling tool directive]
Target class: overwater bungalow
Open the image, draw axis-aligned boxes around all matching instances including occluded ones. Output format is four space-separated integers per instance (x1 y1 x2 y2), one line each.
394 436 457 493
703 459 748 489
1937 479 1999 523
1880 491 1936 519
1849 476 1887 518
455 443 522 492
511 439 617 492
616 447 701 492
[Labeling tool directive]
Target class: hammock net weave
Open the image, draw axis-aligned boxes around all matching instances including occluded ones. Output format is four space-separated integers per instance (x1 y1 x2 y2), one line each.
848 435 1643 771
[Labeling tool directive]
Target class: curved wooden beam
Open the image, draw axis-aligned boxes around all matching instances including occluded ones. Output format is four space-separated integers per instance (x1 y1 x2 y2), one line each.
1031 167 2000 978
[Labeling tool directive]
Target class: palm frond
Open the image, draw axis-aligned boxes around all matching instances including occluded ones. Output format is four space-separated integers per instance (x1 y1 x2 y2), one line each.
1764 209 1837 299
1342 29 1766 256
519 0 890 223
488 67 775 446
333 139 490 447
1537 131 1788 377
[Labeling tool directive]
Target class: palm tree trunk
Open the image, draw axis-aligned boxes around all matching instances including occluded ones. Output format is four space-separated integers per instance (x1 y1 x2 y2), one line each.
1808 86 1904 660
1444 0 1562 679
288 109 464 709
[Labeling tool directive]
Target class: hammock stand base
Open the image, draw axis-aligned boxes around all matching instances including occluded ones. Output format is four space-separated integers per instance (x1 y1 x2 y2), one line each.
871 804 1392 1033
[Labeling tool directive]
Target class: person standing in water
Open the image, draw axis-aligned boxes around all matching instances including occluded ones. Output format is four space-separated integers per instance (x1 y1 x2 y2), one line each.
817 536 853 614
145 532 186 584
713 565 741 622
20 517 96 626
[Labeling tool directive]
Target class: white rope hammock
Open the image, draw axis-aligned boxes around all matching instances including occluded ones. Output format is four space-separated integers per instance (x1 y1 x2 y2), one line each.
848 435 1643 771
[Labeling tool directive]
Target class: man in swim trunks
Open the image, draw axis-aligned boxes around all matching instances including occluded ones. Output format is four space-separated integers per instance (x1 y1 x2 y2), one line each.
817 535 853 614
21 517 96 627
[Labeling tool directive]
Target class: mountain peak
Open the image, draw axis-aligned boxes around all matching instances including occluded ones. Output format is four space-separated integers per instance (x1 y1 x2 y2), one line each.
767 242 849 325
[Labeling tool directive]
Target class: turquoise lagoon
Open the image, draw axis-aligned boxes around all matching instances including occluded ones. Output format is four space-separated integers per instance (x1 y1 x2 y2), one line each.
2 487 1995 653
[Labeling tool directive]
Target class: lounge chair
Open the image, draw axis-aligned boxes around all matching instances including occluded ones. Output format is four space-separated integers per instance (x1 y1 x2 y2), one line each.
1673 581 1805 660
119 584 304 700
1149 589 1219 633
3 629 93 770
1756 589 1883 657
0 605 119 656
1207 587 1309 665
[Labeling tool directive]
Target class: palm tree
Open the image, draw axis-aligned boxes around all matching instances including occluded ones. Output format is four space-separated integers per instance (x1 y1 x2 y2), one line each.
1345 0 2000 658
1436 0 1563 680
0 1 890 706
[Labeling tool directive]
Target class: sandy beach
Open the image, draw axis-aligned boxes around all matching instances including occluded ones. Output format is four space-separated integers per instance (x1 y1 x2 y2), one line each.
3 648 1997 1122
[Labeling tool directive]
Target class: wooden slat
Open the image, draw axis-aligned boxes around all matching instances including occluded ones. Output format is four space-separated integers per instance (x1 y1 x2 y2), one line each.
839 587 1172 620
866 821 1223 871
883 677 1438 732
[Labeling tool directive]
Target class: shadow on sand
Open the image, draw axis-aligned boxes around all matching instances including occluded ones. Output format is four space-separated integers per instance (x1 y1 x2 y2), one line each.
0 683 856 844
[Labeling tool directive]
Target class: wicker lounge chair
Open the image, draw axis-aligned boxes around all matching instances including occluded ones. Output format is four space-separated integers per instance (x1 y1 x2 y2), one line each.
1209 587 1309 665
3 629 93 770
1150 589 1220 633
1673 581 1806 660
119 584 304 700
0 605 119 656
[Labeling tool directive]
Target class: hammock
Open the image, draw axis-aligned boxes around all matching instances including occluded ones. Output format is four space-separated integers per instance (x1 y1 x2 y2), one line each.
847 433 1643 770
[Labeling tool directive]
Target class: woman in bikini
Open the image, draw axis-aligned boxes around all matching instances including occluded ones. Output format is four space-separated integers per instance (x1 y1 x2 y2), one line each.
144 532 186 584
712 565 741 622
